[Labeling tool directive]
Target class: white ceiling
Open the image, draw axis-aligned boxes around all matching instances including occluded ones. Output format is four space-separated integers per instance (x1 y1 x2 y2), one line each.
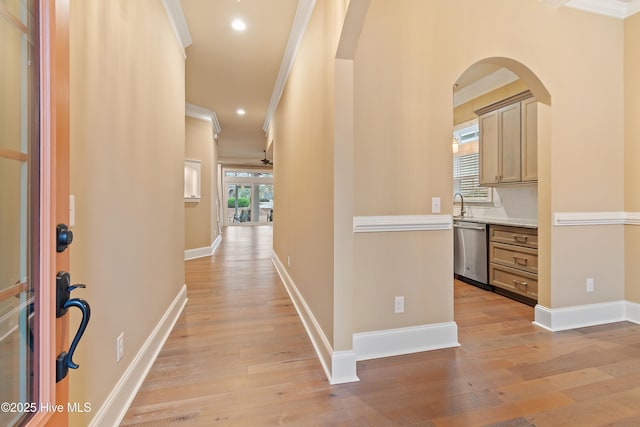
181 0 303 166
170 0 639 167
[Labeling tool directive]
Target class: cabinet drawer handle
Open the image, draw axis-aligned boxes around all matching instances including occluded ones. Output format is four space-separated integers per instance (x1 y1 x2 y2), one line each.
513 256 528 266
512 279 528 287
512 234 528 243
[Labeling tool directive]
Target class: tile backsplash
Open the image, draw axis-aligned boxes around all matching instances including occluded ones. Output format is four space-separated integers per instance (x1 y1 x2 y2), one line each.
457 184 538 221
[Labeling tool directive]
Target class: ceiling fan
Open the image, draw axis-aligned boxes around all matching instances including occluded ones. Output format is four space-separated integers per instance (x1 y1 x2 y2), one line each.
261 150 273 166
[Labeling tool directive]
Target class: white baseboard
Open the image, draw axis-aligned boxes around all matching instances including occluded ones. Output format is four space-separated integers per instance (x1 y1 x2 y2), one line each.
184 234 222 260
89 284 188 427
331 350 359 385
271 252 359 385
353 322 459 361
271 251 461 381
533 300 626 331
626 300 640 324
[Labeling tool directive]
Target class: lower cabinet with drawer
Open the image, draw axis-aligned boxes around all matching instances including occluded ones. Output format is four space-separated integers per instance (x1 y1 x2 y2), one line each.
488 225 538 305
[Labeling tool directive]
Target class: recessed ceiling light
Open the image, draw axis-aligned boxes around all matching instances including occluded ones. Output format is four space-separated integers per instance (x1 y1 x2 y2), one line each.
236 108 246 116
231 19 246 31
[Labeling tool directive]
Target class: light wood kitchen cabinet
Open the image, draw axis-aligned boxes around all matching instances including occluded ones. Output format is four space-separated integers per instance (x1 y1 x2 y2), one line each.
489 224 538 302
490 265 538 300
489 225 538 248
521 97 538 182
478 110 499 185
489 242 538 274
477 91 537 185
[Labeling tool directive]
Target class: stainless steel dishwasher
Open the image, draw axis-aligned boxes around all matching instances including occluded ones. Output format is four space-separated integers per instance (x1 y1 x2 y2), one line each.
453 220 490 289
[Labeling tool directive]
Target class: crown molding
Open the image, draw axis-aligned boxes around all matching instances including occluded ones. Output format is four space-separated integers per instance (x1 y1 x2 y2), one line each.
453 68 519 108
262 0 316 133
541 0 640 19
474 90 533 116
185 103 222 135
161 0 193 58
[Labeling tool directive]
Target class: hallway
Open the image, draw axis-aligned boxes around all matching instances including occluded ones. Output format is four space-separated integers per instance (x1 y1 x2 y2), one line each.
122 225 329 426
122 226 640 426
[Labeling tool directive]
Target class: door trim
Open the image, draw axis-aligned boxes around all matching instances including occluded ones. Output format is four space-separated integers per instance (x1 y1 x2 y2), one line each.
28 0 57 424
27 0 69 424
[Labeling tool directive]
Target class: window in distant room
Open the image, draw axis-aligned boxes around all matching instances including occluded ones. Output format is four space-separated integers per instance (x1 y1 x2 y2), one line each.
453 120 491 202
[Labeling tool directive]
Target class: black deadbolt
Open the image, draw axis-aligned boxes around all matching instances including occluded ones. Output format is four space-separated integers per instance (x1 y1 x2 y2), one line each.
56 224 73 253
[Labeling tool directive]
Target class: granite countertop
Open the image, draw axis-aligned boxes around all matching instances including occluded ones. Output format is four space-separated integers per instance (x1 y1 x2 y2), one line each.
453 216 538 229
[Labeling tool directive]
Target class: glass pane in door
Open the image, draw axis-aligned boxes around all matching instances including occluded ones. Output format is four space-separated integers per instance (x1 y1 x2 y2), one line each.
258 184 273 223
226 184 252 224
0 0 40 425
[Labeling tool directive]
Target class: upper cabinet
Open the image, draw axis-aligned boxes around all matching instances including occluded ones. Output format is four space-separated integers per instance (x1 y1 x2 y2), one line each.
520 97 538 182
476 91 537 185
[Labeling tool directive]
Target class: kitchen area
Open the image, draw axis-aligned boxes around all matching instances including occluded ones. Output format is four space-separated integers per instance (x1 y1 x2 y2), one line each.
453 192 538 306
452 69 539 306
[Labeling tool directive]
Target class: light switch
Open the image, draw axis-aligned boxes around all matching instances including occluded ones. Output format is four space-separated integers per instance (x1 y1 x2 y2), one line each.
431 197 441 214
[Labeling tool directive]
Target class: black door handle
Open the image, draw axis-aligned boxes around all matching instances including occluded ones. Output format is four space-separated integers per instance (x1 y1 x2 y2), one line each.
56 272 91 382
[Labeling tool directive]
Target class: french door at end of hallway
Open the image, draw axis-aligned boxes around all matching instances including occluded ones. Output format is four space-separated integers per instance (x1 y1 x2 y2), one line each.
226 183 253 225
1 0 72 425
225 183 274 226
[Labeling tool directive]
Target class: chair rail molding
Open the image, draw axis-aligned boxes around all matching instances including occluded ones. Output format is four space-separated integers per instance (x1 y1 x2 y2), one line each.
353 215 452 233
554 211 640 226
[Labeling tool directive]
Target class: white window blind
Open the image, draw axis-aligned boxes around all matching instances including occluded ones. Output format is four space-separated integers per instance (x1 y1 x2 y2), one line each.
453 152 491 201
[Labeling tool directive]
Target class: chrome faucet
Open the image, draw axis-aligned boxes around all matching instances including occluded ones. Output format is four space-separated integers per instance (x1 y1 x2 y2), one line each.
453 192 465 217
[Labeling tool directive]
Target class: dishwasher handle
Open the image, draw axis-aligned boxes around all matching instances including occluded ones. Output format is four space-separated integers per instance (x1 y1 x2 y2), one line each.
453 224 486 231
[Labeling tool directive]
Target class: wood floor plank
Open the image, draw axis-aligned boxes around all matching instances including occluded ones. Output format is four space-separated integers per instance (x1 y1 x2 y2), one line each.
121 226 640 426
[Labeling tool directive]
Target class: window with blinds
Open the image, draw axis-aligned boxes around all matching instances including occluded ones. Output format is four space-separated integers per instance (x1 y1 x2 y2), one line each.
453 121 491 202
453 153 490 200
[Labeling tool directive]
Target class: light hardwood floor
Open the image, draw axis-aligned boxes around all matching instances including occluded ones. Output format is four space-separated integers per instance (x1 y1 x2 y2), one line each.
122 225 640 426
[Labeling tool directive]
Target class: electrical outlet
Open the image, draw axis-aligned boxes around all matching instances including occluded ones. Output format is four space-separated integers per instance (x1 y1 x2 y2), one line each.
586 278 594 293
394 296 405 314
116 333 124 362
287 256 291 268
431 197 441 214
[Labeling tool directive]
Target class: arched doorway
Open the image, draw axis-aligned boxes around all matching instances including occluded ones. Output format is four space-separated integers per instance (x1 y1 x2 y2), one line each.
452 57 552 310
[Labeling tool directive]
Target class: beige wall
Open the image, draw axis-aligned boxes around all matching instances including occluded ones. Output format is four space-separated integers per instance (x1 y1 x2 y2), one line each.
69 1 185 425
185 116 219 251
350 0 626 321
272 0 346 346
275 0 631 356
352 0 455 332
625 13 640 303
